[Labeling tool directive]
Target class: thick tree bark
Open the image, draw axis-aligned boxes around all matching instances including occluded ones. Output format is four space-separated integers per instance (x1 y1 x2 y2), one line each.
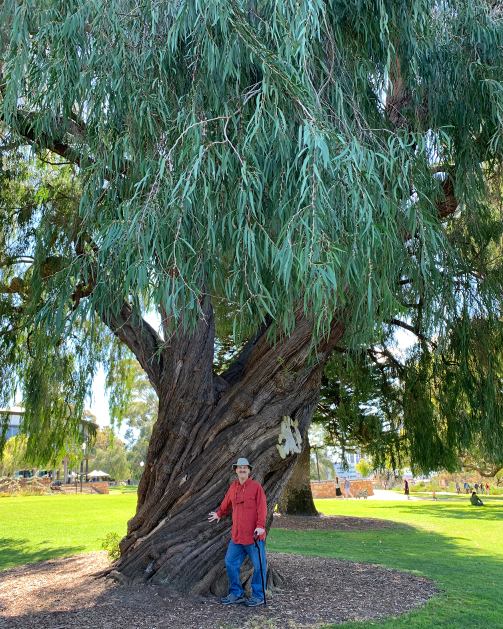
277 437 318 516
105 295 344 594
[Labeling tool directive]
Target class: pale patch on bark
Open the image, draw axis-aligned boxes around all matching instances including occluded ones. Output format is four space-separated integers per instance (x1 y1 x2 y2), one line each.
276 416 302 459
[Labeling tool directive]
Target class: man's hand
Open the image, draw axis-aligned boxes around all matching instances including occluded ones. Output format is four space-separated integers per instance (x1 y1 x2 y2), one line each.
254 527 265 537
208 511 220 523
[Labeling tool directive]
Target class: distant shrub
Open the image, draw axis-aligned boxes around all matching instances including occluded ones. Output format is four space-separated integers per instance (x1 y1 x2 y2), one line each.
409 485 424 492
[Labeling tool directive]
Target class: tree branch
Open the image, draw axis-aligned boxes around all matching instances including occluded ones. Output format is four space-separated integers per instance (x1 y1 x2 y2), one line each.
219 319 270 387
368 346 405 377
388 318 437 349
457 456 503 478
103 302 164 395
386 58 459 221
437 176 458 219
3 109 130 180
10 111 85 167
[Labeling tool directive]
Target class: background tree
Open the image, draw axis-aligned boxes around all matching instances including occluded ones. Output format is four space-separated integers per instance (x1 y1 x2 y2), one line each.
123 361 158 479
93 428 130 481
0 434 27 476
310 447 336 482
0 147 133 459
312 353 388 460
277 439 318 515
1 0 503 593
355 458 372 479
456 449 503 480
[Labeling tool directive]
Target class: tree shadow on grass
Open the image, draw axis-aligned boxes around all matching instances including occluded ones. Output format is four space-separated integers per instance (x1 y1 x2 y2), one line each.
0 538 85 572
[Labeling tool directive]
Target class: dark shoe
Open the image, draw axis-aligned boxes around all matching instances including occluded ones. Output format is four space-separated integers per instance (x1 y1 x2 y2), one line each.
220 593 245 605
245 596 264 607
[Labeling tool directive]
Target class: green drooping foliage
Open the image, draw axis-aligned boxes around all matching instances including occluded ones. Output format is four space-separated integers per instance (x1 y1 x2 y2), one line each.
314 354 386 449
313 138 503 475
0 149 135 463
3 0 502 337
314 310 503 476
1 1 503 469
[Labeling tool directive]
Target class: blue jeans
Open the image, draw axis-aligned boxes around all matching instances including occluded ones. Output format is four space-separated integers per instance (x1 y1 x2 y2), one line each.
225 539 266 600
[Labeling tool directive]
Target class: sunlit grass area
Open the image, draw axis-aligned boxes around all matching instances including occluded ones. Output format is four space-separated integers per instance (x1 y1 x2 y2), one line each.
0 493 136 570
107 485 138 493
268 499 503 629
1 493 502 628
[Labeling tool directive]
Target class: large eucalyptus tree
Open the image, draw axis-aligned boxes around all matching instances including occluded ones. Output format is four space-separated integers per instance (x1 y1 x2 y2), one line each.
1 0 503 592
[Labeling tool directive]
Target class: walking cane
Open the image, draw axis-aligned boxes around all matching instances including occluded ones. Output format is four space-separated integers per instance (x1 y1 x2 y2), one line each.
253 533 267 607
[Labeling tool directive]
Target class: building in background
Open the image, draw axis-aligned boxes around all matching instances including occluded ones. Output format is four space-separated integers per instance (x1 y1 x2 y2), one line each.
333 450 364 480
0 406 23 441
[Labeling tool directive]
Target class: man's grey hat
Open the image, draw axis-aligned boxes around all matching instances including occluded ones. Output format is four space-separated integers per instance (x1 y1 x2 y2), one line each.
232 457 253 471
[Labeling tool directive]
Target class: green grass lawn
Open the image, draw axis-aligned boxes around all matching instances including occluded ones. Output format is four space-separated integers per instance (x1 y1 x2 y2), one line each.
1 494 502 628
268 499 503 629
107 485 138 493
0 493 136 570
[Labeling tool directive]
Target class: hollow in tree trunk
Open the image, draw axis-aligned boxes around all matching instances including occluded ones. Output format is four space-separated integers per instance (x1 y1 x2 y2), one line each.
105 294 344 594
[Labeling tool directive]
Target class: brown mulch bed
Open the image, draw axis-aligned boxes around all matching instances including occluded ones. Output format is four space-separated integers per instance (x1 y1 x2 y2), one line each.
0 551 437 629
271 513 397 532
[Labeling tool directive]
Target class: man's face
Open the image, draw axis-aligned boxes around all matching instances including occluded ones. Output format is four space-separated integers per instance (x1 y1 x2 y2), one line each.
236 465 250 482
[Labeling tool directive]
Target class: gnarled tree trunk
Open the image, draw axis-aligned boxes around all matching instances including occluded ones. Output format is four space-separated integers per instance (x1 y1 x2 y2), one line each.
106 294 344 594
277 437 318 516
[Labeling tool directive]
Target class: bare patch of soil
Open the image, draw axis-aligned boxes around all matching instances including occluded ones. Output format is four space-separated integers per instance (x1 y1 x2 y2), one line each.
0 550 437 629
272 512 397 532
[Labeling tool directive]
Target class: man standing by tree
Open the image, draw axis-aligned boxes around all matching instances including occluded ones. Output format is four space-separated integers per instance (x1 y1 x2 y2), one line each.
208 458 267 607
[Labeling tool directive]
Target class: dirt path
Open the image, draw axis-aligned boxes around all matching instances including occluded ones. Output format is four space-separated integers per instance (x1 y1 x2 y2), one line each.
0 545 437 629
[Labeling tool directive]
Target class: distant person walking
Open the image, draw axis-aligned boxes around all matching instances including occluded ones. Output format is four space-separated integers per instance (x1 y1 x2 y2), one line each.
470 491 484 506
334 476 342 498
455 482 460 495
464 481 470 494
403 478 410 500
485 482 490 495
343 477 354 499
474 482 479 493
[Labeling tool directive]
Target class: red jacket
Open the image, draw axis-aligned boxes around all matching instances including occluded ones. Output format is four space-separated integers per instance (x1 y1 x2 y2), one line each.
217 477 267 545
